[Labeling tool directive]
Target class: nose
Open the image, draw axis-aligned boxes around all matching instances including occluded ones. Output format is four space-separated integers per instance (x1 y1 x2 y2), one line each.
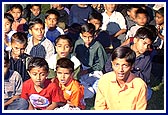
119 65 124 72
36 74 41 80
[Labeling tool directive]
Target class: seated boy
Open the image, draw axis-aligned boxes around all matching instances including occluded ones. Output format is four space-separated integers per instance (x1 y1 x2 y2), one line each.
21 57 66 110
4 50 28 110
54 58 85 110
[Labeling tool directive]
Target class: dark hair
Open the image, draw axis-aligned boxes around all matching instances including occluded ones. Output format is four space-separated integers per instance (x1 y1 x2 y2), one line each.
81 23 95 35
30 4 41 10
45 9 60 19
10 4 23 12
156 7 164 16
27 57 49 72
134 26 156 43
11 32 28 47
28 18 45 29
55 35 73 47
56 58 74 73
126 4 140 11
89 12 103 24
4 50 10 64
112 46 136 65
4 13 14 24
135 8 148 17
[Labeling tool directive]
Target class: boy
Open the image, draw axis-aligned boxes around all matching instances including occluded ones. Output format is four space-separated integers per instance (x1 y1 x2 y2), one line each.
4 13 16 51
88 12 111 51
25 18 55 60
73 23 108 99
9 32 31 82
94 46 147 110
102 4 127 48
4 50 28 110
125 8 148 39
105 26 157 100
125 4 140 30
54 58 85 110
21 57 66 110
29 4 45 23
44 9 64 45
46 35 81 80
9 4 28 32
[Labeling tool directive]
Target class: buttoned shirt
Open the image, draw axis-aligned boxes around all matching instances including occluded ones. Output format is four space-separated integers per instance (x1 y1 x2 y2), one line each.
94 72 147 110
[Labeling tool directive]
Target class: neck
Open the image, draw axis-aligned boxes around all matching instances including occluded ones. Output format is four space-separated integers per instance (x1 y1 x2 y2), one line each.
131 44 141 57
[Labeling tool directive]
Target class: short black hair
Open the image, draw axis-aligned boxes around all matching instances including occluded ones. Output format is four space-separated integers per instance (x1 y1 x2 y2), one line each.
11 32 28 47
135 8 148 17
112 46 136 66
28 18 45 29
45 9 60 19
134 26 156 43
88 12 103 23
27 57 49 72
4 13 14 24
55 35 73 47
56 58 74 73
10 4 23 12
81 23 95 36
156 7 164 16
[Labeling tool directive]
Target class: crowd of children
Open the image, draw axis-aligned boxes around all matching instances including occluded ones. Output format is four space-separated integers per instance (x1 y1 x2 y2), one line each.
3 4 164 110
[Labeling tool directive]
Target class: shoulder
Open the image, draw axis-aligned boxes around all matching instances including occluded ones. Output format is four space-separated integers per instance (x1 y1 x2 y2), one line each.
71 80 83 91
99 72 115 83
56 27 64 34
11 71 22 81
70 55 81 67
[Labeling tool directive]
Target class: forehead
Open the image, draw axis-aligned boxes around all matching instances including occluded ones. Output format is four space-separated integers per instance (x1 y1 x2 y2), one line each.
29 67 47 72
57 67 71 72
32 23 44 28
11 41 25 47
31 5 40 9
112 58 129 64
139 38 152 44
82 32 93 36
57 39 70 45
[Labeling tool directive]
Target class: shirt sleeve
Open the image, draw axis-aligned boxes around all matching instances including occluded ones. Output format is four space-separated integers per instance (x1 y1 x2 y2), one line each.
94 78 107 110
21 81 29 100
13 71 23 96
135 82 147 110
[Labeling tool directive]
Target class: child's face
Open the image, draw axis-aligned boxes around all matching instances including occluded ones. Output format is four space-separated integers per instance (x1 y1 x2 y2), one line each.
135 13 148 26
11 41 25 58
30 6 41 16
127 8 139 21
89 19 101 30
45 14 58 29
134 38 152 54
112 58 132 82
28 67 48 87
81 32 94 47
29 23 45 41
155 13 164 25
56 67 72 85
56 39 72 58
104 4 116 13
4 18 12 34
10 8 22 21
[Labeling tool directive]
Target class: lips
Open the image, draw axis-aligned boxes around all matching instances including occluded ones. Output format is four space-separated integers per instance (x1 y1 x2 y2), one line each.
60 52 67 57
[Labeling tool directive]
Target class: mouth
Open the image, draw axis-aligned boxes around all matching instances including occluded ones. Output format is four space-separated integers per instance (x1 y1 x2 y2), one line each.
60 52 67 57
118 73 124 77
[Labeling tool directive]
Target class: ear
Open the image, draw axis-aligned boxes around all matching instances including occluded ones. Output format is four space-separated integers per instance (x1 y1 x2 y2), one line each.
133 37 138 43
28 29 32 35
127 11 130 16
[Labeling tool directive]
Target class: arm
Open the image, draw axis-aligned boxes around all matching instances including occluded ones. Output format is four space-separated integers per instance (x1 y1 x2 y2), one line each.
46 102 57 110
113 29 126 38
136 83 147 110
28 100 34 110
94 80 107 110
4 95 20 107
